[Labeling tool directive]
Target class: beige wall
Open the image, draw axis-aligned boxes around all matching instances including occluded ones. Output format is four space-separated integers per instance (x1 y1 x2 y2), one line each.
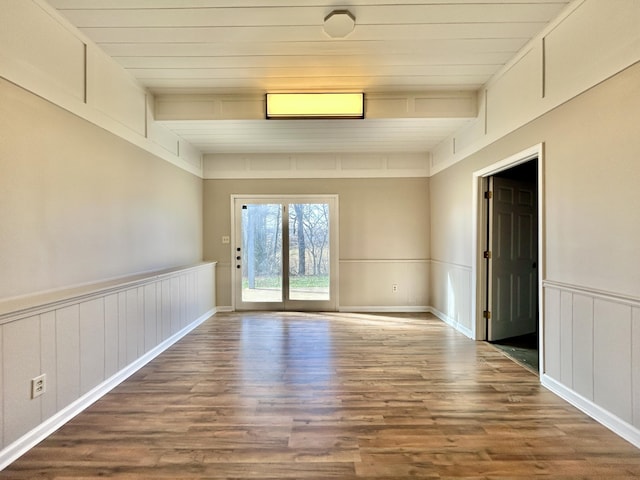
430 62 640 433
0 78 203 300
430 62 640 295
203 177 430 309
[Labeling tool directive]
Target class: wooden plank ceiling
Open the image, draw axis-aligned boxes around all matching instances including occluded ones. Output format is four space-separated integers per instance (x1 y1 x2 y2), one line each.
48 0 571 155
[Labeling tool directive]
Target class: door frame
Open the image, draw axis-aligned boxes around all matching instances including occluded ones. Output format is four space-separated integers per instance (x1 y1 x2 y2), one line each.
230 194 339 312
471 143 545 372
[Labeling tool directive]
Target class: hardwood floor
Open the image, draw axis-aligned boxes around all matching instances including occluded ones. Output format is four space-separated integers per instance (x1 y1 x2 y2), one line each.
2 312 639 479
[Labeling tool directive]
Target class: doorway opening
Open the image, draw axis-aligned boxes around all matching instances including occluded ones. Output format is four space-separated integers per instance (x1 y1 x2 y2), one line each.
486 160 539 373
473 145 543 375
231 195 339 312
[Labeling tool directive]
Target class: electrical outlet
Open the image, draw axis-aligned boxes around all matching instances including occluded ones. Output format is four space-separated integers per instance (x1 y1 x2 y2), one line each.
31 374 46 399
392 284 398 293
221 235 230 244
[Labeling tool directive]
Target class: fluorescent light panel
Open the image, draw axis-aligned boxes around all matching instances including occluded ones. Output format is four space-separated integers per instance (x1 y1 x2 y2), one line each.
266 93 364 119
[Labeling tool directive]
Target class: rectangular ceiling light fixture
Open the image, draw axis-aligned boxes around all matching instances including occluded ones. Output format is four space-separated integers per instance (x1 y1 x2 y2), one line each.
266 93 364 119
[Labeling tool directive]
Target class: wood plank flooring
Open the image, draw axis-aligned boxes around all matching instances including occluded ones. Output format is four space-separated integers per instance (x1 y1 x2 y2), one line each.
2 312 639 479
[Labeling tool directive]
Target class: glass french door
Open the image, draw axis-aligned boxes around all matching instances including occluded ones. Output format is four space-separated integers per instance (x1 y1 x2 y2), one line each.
232 195 338 311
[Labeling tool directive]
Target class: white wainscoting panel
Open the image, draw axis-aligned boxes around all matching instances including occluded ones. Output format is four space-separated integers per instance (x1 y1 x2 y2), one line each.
3 316 41 447
429 260 472 338
143 283 157 353
79 299 106 396
0 325 3 448
117 292 127 370
0 262 216 469
572 294 594 400
40 311 57 422
634 307 640 428
593 299 633 424
542 281 640 448
104 294 119 381
125 288 140 366
560 290 573 387
56 305 82 409
544 286 561 380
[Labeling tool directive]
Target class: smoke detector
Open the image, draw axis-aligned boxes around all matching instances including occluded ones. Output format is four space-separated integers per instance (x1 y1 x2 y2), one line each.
323 10 356 38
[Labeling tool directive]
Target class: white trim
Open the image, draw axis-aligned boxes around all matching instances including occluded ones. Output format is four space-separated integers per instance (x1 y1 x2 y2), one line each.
0 308 216 471
429 259 472 271
543 280 640 308
216 305 234 312
204 152 430 180
542 374 640 449
339 259 430 264
428 306 474 339
339 306 429 313
0 262 216 324
472 143 542 179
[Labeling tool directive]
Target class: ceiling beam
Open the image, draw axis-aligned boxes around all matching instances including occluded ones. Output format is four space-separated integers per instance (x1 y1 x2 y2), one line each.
153 91 478 121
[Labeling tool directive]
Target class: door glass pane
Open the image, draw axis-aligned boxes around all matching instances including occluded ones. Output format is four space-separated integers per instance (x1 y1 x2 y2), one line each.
288 203 330 301
242 204 282 302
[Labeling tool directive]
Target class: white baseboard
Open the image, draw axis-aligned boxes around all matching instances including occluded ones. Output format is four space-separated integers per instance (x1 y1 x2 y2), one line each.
428 306 474 339
338 306 430 313
0 308 216 471
221 306 456 318
541 374 640 449
222 306 430 314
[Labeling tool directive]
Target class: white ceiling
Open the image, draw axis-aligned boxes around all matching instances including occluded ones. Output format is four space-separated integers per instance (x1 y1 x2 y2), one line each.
158 117 475 154
48 0 571 155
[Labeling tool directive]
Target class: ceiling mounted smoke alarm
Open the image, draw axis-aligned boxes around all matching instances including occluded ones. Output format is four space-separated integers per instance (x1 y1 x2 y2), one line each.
323 10 356 38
